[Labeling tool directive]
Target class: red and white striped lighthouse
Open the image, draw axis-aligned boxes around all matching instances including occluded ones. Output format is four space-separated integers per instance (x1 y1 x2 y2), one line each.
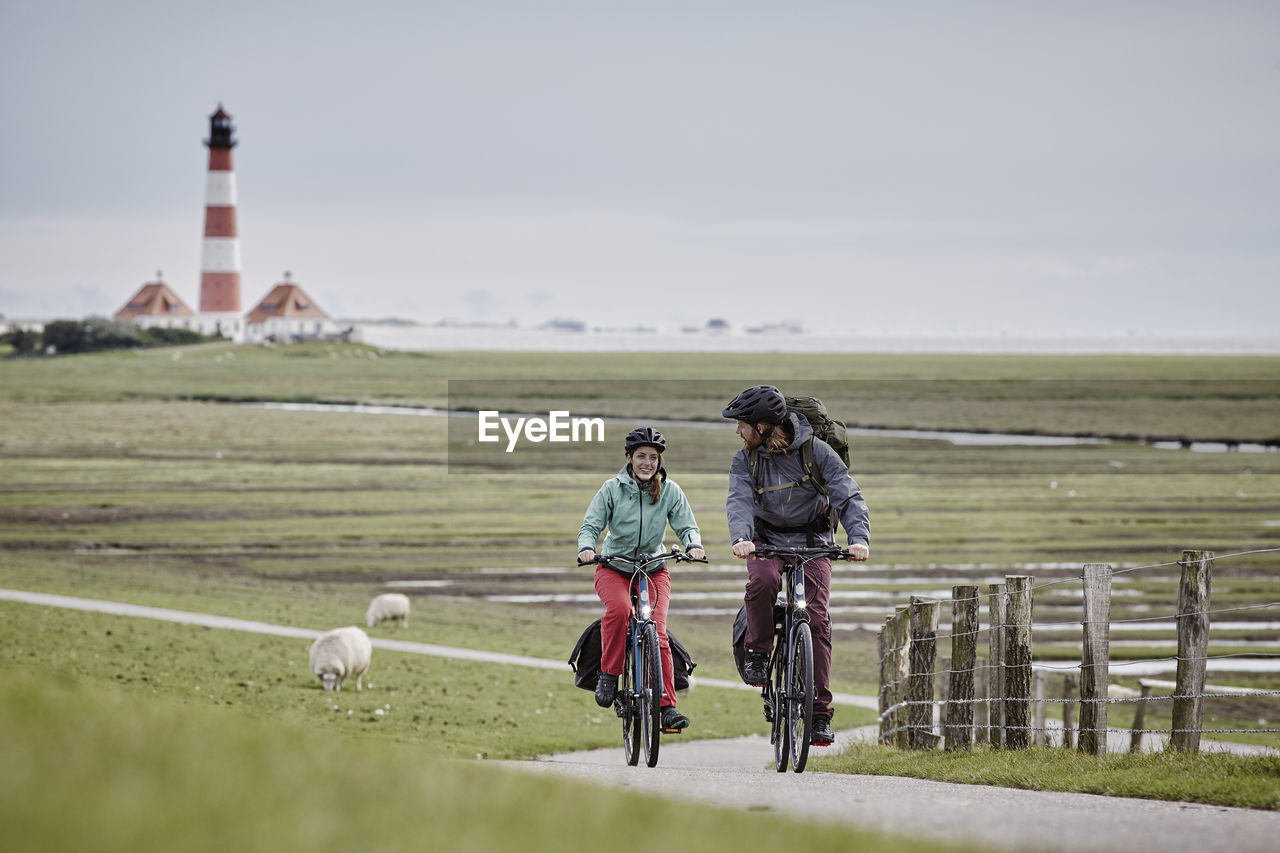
198 105 242 333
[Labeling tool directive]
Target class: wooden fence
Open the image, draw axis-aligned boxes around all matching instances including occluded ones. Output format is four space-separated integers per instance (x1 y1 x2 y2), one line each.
876 549 1280 753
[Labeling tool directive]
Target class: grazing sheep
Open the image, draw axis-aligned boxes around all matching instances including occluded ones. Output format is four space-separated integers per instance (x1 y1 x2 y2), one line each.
309 626 372 692
366 593 411 628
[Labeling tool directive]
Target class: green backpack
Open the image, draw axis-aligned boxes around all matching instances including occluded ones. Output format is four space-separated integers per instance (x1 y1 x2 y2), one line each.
748 395 851 532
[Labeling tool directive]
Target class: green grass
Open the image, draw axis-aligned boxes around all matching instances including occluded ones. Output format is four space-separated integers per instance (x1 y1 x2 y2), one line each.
1 670 963 853
0 600 779 759
1 345 1278 819
3 343 1278 440
816 743 1280 810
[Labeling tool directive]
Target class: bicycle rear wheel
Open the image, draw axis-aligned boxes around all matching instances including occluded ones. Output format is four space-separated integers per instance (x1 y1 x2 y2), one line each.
621 625 640 766
640 622 662 767
788 621 815 773
772 641 789 773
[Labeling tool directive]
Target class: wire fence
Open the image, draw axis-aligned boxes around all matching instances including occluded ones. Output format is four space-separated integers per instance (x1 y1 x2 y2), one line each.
873 547 1280 753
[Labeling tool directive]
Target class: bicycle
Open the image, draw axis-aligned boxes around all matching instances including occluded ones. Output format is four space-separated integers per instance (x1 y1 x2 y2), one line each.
579 546 707 767
750 544 851 773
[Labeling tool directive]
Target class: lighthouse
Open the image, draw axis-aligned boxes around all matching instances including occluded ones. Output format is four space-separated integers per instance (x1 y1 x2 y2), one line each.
195 104 245 341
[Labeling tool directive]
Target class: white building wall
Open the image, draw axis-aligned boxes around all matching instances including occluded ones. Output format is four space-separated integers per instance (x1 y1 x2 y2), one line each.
191 312 246 343
244 316 345 342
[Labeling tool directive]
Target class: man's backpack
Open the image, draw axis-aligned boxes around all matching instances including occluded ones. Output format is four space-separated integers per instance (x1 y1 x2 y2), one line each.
568 619 696 692
747 395 851 533
785 395 850 471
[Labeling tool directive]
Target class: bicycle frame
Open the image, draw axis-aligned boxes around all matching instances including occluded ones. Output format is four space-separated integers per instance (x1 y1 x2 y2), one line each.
753 544 850 773
579 547 706 767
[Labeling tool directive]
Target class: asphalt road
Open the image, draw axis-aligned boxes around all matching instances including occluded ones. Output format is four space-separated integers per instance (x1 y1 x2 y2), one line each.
503 729 1280 853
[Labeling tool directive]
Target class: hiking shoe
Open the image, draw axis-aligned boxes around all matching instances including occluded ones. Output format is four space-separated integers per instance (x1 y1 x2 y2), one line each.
743 651 769 686
595 673 618 708
810 716 835 746
661 707 689 732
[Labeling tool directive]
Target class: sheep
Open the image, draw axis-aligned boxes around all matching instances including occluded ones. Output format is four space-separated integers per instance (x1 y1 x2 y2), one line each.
366 592 411 628
309 626 372 692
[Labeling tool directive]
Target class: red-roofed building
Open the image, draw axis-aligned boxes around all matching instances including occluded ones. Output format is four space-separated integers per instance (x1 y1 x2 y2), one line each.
114 275 196 330
244 272 343 341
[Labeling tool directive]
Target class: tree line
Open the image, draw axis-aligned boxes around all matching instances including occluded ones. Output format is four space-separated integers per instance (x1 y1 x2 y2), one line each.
2 317 226 356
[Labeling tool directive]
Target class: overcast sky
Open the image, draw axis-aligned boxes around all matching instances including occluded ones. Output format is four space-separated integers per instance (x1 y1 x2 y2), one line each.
2 1 1277 336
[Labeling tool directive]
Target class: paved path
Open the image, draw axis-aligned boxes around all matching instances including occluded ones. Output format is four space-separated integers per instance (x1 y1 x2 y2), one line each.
504 731 1280 853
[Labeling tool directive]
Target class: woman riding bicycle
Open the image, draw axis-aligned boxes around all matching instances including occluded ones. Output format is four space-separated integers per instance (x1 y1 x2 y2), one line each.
578 427 705 732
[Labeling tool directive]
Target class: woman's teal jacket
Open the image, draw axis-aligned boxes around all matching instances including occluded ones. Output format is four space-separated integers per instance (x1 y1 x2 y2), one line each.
578 467 702 557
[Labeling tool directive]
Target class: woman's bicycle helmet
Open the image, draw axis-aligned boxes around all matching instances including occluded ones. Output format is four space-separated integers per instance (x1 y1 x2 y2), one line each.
721 385 786 425
624 427 666 454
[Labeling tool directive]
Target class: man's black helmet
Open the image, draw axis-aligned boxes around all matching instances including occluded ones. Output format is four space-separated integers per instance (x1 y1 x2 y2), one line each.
721 385 786 425
624 427 666 454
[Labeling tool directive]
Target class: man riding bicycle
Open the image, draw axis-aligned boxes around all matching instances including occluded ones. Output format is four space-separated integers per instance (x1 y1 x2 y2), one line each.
722 385 870 747
579 427 705 733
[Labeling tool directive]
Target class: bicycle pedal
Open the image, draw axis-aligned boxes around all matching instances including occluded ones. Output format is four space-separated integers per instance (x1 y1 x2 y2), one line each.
661 727 684 734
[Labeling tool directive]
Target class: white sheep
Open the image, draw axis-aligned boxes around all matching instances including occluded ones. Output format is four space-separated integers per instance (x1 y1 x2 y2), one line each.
366 592 411 628
309 626 372 692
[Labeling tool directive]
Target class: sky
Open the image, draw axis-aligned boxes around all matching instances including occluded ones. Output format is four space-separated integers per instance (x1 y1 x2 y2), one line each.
1 1 1278 337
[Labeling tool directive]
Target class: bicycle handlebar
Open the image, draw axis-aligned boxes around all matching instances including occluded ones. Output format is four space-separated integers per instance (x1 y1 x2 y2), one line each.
752 545 854 561
577 547 709 569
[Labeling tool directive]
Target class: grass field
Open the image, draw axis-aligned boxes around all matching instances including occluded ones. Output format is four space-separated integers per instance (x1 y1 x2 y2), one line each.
2 671 960 853
2 343 1278 845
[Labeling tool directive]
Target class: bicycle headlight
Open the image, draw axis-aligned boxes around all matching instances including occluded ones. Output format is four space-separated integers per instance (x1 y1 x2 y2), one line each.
640 603 652 620
794 596 807 610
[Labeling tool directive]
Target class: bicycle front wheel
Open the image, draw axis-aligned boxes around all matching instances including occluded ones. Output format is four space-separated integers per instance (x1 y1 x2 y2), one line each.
621 627 640 766
788 621 815 773
640 622 662 767
772 641 788 773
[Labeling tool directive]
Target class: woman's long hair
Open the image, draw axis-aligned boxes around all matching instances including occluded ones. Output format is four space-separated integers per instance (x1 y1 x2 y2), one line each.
627 454 665 505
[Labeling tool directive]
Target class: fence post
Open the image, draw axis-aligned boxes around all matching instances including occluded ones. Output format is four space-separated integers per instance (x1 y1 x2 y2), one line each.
893 605 911 748
1171 550 1214 753
878 616 892 743
987 583 1007 747
1078 563 1112 756
1003 576 1034 749
1062 675 1076 750
1130 682 1153 753
947 585 978 751
1032 670 1048 746
908 596 941 750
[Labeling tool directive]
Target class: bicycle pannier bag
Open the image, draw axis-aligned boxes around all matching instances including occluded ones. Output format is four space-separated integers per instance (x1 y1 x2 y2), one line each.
731 605 749 683
568 619 697 692
568 619 604 691
668 631 696 692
